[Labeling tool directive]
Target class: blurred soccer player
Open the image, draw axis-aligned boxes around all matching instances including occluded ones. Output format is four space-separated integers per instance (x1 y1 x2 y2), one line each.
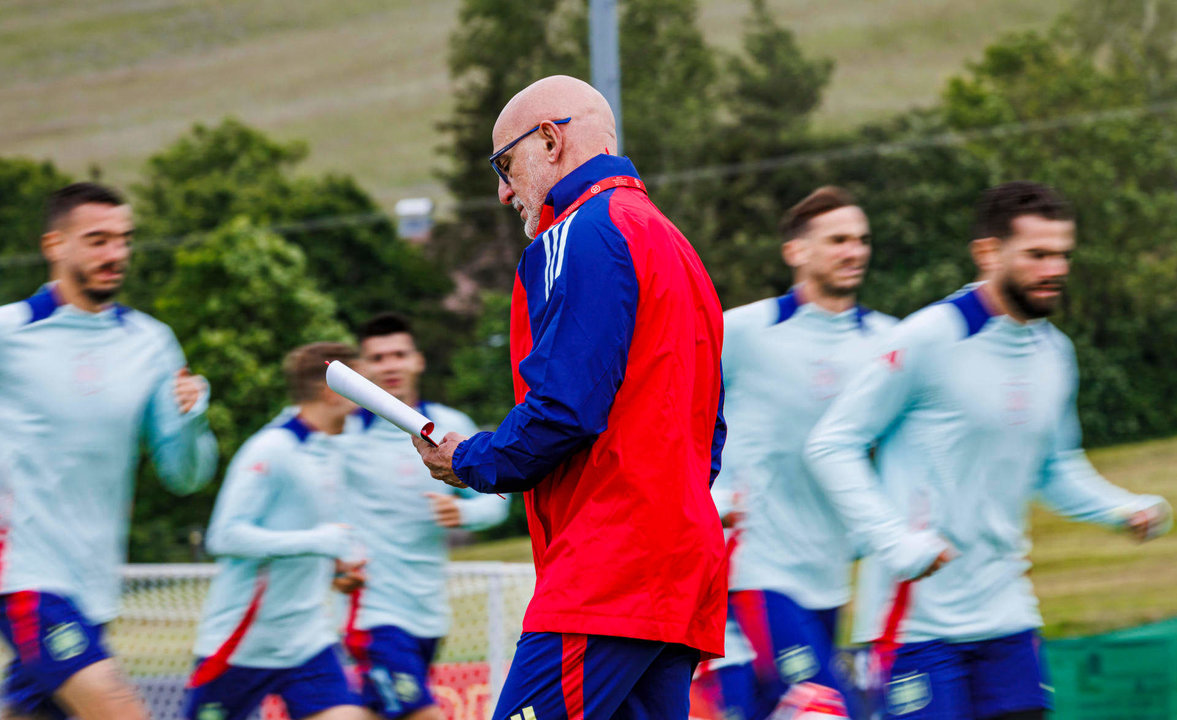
340 313 507 720
806 181 1171 720
702 187 895 720
186 343 365 720
0 182 217 720
413 75 727 719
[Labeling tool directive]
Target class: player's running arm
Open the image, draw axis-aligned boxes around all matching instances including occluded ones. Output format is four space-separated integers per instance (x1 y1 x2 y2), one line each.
1036 336 1171 540
431 486 510 529
805 314 952 580
445 218 638 494
427 412 511 529
143 331 218 495
205 435 350 559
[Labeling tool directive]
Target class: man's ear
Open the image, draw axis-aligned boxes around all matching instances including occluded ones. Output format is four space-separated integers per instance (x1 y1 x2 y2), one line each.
782 238 809 269
539 120 565 163
970 236 1001 276
41 230 64 265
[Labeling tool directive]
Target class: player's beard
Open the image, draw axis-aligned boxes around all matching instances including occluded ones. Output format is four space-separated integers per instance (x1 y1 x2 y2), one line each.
77 262 125 305
814 263 865 298
1002 276 1063 319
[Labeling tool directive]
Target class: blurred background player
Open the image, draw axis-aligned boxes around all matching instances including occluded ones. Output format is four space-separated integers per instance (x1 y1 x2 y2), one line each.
700 187 894 720
0 182 217 720
341 312 507 720
414 75 727 720
805 181 1171 720
186 343 365 720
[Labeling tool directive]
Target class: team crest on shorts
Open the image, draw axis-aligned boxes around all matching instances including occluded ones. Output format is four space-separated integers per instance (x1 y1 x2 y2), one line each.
777 644 819 684
394 672 421 703
45 622 88 661
886 672 932 715
197 703 227 720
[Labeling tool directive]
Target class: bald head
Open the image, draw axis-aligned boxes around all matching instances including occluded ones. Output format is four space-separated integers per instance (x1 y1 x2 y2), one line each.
491 76 620 239
493 75 618 167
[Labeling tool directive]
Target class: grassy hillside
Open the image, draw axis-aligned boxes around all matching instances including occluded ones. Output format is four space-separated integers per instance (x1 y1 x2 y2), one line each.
1 0 1066 212
454 434 1177 639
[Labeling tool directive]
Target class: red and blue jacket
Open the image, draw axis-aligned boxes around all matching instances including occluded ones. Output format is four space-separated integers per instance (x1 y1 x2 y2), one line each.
452 154 728 657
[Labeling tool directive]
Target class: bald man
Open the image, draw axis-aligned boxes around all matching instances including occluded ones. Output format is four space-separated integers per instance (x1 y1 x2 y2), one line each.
414 75 728 719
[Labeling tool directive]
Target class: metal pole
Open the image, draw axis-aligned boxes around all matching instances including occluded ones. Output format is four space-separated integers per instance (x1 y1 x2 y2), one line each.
589 0 624 155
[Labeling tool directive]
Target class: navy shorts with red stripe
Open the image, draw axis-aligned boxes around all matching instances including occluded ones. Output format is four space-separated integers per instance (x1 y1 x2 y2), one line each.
345 624 439 718
492 632 700 720
184 645 361 720
727 588 856 717
0 591 111 720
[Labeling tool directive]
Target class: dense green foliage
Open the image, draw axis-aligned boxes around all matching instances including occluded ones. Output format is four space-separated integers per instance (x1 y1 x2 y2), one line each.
0 158 74 303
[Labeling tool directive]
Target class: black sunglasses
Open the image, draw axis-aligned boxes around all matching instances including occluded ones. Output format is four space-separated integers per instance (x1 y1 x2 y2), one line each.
488 117 572 184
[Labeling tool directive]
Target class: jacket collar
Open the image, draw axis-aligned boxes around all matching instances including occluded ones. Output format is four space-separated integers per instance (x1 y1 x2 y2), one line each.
536 154 641 234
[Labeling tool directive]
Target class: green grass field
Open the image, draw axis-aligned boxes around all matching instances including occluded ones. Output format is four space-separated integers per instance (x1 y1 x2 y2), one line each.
0 0 1066 212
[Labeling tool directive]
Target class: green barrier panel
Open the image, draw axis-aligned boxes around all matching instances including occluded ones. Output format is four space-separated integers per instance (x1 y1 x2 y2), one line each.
1048 618 1177 719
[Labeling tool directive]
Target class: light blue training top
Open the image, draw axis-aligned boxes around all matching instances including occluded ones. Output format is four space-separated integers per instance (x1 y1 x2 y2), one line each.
715 288 896 611
194 414 351 668
806 283 1170 643
0 285 217 623
342 402 508 638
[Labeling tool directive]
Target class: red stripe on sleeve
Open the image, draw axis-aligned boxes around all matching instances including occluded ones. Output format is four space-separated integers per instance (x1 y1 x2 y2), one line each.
560 633 587 720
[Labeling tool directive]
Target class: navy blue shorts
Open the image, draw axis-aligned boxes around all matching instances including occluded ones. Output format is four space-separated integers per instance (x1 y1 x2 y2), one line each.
493 632 700 720
0 591 111 720
885 630 1051 719
345 624 439 718
184 645 361 720
727 589 854 716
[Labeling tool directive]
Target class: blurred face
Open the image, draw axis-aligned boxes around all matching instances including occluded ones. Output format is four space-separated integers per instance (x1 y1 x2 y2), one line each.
44 203 133 304
494 125 561 239
994 214 1074 320
788 205 872 297
360 333 425 402
317 379 357 414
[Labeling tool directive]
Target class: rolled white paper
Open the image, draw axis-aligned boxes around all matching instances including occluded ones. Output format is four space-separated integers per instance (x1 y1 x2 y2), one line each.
325 360 437 446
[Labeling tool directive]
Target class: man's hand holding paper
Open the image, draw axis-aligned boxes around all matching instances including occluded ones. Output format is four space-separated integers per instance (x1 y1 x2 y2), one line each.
413 432 469 489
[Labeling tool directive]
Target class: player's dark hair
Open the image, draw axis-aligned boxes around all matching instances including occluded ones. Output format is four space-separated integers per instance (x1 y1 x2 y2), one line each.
974 181 1073 240
357 312 413 343
45 182 126 232
779 186 858 241
283 342 358 404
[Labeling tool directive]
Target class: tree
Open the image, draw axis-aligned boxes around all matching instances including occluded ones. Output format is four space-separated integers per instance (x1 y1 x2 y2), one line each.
131 119 451 330
445 291 514 427
1061 0 1177 100
130 218 349 560
0 158 73 304
436 0 722 293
